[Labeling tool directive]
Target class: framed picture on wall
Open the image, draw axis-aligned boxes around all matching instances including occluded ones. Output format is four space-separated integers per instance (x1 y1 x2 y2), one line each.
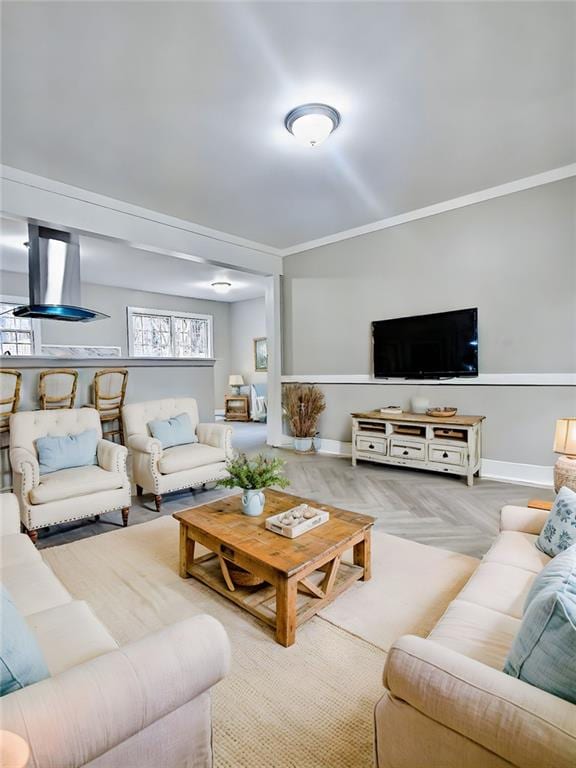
254 337 268 372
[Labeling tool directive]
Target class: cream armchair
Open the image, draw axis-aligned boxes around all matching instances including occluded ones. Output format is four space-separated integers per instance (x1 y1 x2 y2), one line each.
122 397 233 512
9 408 131 541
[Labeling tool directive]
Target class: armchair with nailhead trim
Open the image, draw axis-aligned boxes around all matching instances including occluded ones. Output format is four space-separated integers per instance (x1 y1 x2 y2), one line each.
9 408 131 542
122 398 233 513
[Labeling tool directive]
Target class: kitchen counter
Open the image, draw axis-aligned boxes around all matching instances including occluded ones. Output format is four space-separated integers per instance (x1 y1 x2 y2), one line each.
1 357 216 368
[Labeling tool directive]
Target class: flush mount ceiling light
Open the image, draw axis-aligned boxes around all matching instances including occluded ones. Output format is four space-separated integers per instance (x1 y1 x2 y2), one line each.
211 281 232 294
285 103 340 148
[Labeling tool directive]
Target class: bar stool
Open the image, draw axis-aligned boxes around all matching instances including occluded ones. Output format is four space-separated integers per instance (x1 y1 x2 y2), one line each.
38 369 78 410
92 368 128 444
0 369 22 490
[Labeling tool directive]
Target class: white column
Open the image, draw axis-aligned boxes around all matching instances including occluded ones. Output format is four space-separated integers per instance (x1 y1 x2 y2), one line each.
265 274 284 446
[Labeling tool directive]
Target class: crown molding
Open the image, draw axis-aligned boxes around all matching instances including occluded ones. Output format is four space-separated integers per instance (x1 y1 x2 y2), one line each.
280 163 576 256
3 163 575 261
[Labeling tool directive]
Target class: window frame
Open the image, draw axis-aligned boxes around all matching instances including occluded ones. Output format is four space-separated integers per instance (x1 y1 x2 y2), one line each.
126 306 214 359
0 294 42 356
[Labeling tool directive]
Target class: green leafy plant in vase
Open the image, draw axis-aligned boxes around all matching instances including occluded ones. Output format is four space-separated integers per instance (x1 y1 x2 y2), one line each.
218 452 289 516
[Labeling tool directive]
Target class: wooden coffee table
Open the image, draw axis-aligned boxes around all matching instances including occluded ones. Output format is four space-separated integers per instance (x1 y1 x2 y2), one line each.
174 489 374 647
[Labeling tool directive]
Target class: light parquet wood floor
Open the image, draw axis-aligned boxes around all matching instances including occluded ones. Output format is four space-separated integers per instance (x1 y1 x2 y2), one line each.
37 422 553 558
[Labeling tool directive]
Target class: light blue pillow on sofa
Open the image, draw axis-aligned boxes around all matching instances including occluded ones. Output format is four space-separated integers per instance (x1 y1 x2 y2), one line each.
0 586 49 696
503 544 576 703
36 429 99 475
148 412 197 449
535 487 576 557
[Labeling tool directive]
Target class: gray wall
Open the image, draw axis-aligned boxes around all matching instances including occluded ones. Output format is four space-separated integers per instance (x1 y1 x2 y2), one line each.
0 272 232 408
282 178 576 467
229 297 267 386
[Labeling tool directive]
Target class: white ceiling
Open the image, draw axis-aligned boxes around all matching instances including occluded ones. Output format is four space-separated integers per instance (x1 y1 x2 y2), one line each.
2 2 574 250
0 218 267 302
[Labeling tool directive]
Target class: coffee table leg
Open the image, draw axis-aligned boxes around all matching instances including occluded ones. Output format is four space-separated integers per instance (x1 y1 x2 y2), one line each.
353 530 372 581
179 524 196 578
276 576 297 647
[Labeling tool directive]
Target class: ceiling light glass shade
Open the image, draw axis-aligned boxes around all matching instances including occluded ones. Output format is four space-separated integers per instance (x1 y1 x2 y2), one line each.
211 281 232 294
285 103 340 147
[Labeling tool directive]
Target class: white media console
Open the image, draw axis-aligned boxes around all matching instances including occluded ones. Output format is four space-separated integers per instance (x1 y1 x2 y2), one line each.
351 411 485 486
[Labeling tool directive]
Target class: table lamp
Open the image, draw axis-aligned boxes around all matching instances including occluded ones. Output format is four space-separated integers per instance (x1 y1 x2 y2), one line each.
553 418 576 493
228 374 244 395
0 731 30 768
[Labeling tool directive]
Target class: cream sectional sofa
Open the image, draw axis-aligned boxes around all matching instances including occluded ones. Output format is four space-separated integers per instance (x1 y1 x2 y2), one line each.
0 493 231 768
375 504 576 768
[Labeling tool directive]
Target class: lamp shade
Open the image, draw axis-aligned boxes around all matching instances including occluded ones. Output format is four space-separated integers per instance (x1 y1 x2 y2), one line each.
553 418 576 456
0 731 30 768
228 375 244 387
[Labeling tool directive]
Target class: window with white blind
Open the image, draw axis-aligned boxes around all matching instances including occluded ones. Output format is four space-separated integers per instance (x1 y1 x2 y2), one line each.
0 298 41 357
127 307 213 359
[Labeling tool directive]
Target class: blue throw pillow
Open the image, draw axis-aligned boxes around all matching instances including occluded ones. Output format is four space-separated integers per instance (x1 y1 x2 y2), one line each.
0 586 49 696
36 429 99 475
503 545 576 703
535 487 576 557
525 543 576 608
147 412 197 449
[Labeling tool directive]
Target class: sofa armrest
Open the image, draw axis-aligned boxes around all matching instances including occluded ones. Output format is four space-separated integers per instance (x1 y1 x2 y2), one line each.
97 439 128 474
500 504 549 534
127 434 162 455
384 635 576 768
0 614 231 768
197 422 233 458
9 447 39 491
0 493 21 535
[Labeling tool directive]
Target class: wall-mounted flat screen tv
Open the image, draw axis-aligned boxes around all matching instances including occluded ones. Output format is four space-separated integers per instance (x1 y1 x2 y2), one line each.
372 308 478 379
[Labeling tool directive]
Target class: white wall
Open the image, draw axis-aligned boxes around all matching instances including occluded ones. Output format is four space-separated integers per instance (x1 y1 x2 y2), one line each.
229 297 267 387
0 270 232 408
282 178 576 472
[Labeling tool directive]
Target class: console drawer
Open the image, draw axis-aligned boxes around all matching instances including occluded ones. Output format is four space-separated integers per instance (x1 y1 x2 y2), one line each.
429 445 466 466
356 436 387 455
390 440 425 460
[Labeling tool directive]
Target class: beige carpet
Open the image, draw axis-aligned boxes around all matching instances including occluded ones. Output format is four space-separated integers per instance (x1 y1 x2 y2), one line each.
41 517 477 768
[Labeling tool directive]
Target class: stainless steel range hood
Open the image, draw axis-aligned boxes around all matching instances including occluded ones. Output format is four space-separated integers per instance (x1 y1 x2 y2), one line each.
13 225 108 322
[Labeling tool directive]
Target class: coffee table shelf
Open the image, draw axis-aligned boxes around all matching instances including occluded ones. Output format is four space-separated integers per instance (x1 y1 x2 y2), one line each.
174 489 374 646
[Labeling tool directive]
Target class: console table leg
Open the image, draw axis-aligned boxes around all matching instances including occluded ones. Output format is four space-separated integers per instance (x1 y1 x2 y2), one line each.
354 531 372 581
276 576 297 647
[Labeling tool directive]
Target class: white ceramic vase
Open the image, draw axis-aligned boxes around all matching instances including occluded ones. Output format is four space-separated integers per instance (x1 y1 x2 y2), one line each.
294 437 313 453
241 489 265 516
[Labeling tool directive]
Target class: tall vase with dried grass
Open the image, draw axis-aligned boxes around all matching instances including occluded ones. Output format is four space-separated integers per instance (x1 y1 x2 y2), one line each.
283 384 326 453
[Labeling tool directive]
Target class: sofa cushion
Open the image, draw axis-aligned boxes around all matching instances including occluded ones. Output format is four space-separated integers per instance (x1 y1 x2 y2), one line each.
0 586 49 695
483 530 550 574
148 412 198 449
504 548 576 704
536 487 576 557
457 562 536 620
26 600 119 675
0 533 42 570
1 560 71 617
427 599 521 669
36 428 98 475
29 465 125 505
159 443 226 474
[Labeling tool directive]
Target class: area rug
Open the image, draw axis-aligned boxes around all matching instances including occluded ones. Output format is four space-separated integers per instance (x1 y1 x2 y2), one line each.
41 516 477 768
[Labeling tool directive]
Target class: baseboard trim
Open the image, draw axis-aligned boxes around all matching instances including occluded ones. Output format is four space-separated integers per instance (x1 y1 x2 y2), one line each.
280 434 553 488
480 459 553 488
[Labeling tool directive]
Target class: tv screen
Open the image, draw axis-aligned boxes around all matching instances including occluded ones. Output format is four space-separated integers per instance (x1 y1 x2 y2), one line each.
372 308 478 379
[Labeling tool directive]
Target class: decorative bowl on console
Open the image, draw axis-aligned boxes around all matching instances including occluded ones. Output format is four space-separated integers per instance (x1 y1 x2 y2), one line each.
426 407 458 417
